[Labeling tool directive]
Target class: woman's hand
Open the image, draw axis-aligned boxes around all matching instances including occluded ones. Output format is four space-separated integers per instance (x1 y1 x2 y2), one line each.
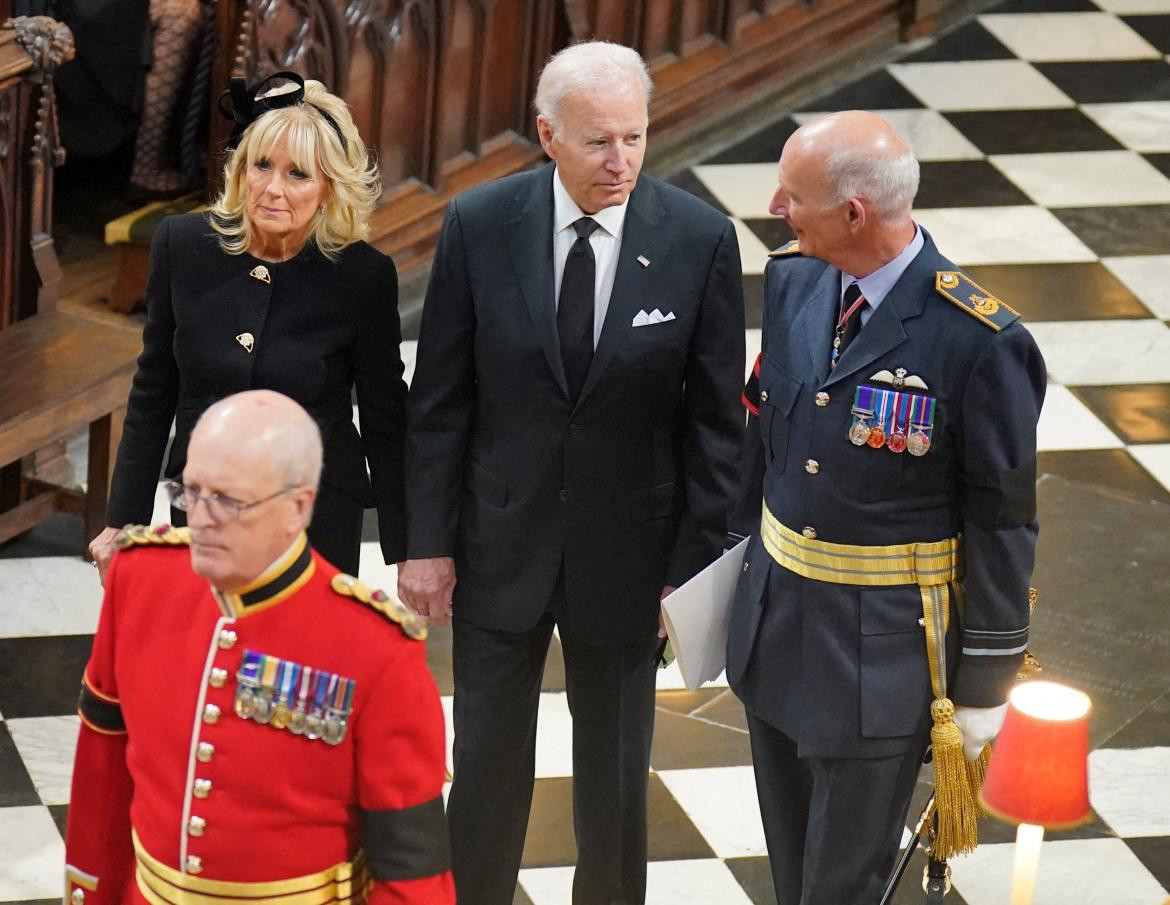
88 526 123 586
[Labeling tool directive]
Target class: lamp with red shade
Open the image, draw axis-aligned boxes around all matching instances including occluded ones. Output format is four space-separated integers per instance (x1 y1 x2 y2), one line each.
979 680 1092 905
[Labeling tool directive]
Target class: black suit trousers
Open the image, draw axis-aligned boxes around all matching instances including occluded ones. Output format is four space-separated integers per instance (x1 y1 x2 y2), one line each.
447 589 659 905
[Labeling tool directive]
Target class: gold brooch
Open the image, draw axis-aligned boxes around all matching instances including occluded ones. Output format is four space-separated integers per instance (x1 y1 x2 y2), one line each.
249 265 271 284
235 332 255 354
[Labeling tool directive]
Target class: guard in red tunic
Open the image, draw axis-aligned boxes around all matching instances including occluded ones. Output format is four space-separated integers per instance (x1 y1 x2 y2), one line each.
65 390 453 905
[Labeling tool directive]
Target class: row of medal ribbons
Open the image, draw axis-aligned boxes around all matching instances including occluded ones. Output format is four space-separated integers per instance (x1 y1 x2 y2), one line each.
849 385 936 456
234 649 356 745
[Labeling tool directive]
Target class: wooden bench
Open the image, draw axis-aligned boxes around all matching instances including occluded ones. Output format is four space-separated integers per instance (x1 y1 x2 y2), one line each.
0 310 142 549
104 193 204 313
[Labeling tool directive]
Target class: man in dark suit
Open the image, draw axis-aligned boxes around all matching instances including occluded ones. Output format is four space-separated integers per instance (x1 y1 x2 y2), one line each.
399 40 745 905
728 111 1045 904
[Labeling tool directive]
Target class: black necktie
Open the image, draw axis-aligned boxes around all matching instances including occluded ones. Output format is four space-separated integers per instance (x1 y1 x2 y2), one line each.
833 282 866 368
558 216 600 402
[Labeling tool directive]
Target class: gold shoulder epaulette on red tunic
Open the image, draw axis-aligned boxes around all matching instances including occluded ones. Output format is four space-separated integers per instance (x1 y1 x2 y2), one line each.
768 240 802 258
114 523 191 550
330 573 428 641
935 271 1021 332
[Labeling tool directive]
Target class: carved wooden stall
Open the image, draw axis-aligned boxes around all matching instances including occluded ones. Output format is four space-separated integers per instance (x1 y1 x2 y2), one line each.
208 0 967 278
0 15 70 328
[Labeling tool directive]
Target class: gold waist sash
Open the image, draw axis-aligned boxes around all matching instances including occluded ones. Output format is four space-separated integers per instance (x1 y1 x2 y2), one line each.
132 830 369 905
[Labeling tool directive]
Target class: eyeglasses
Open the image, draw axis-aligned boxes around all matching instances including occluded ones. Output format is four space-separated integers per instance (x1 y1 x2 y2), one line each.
165 480 295 523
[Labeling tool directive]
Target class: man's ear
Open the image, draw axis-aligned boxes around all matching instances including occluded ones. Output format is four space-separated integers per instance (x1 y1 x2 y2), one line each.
536 115 557 160
846 198 867 234
289 486 317 532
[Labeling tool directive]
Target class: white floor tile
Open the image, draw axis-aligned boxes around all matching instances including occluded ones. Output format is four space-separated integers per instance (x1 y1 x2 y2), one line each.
989 151 1170 207
793 109 983 161
1128 444 1170 495
1103 255 1170 319
912 207 1096 265
692 164 779 219
887 60 1074 111
978 12 1161 62
952 837 1168 905
730 218 772 276
520 859 755 905
1083 102 1170 153
1037 385 1123 452
442 693 575 780
656 767 766 857
656 661 727 692
6 716 78 806
1027 320 1170 384
0 557 103 638
0 806 67 900
1093 0 1170 12
1090 747 1170 837
357 543 398 591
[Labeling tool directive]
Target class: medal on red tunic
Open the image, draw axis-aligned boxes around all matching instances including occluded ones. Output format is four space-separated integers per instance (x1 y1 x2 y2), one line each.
271 660 299 730
234 650 262 719
305 671 330 740
289 666 312 735
323 676 356 746
252 655 279 724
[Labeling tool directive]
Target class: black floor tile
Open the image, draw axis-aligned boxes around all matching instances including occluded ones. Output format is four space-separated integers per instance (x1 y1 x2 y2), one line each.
915 160 1033 208
1145 152 1170 181
1071 385 1170 445
1054 204 1170 257
795 70 925 111
1123 14 1170 55
741 218 795 254
1036 60 1170 104
724 857 777 905
1126 835 1170 892
692 689 749 732
1101 691 1170 749
48 803 69 841
701 117 799 166
650 707 753 770
512 886 535 905
986 0 1097 9
1037 449 1170 505
899 20 1015 63
0 723 41 807
961 263 1153 321
668 168 730 215
943 108 1124 156
743 274 764 331
0 636 92 719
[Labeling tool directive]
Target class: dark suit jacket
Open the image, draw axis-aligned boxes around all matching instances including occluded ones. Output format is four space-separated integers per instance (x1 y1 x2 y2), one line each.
727 230 1046 758
107 212 408 563
406 165 745 643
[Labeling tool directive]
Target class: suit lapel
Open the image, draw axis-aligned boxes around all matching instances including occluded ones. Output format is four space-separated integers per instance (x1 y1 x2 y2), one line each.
575 179 672 407
503 166 567 399
789 267 839 384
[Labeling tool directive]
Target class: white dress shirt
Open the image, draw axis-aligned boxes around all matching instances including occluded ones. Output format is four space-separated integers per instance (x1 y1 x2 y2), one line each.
841 225 924 326
552 167 630 348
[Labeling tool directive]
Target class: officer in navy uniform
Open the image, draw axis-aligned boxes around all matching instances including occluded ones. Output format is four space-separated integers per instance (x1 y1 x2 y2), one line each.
727 111 1046 904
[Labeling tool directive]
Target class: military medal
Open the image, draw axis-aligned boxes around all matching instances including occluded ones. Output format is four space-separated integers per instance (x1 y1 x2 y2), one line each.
849 386 876 446
908 429 930 456
271 660 299 730
252 655 279 724
907 394 936 457
867 389 890 449
289 666 312 735
887 393 909 454
235 650 263 719
323 676 356 746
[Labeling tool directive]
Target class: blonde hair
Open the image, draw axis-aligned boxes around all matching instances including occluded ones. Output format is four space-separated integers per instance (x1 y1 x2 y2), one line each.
210 79 380 260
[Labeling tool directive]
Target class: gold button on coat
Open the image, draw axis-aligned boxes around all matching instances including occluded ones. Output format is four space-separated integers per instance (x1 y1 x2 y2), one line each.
196 742 215 763
815 392 829 407
209 668 228 688
802 527 817 539
186 855 203 874
805 460 820 474
188 816 206 837
203 704 220 725
218 630 237 650
193 778 212 798
71 889 85 905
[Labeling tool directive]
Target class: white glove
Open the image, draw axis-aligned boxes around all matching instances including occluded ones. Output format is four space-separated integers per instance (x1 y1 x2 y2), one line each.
953 703 1008 760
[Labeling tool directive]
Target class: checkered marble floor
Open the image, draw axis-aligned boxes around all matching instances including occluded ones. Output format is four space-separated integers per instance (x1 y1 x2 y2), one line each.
5 0 1170 902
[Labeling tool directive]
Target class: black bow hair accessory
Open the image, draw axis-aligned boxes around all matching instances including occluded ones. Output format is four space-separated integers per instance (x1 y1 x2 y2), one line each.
217 70 348 153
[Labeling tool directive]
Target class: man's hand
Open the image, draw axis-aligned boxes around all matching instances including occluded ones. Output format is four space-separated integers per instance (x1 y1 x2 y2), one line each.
88 526 123 586
658 585 677 639
398 557 456 628
953 703 1009 760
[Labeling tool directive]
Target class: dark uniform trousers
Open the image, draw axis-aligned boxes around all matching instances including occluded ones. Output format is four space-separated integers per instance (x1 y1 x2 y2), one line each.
446 576 659 905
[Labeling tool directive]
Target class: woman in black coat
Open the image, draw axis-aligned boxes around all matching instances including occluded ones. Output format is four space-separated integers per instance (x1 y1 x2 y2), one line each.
90 73 407 578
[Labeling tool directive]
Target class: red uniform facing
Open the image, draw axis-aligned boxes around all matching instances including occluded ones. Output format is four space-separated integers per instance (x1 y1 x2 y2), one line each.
66 526 453 905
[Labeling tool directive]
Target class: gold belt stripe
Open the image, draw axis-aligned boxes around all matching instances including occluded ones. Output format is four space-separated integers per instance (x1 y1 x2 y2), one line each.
132 830 370 905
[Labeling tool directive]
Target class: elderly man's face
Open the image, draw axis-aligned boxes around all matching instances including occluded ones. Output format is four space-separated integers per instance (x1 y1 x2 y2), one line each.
182 428 305 591
538 82 647 214
770 142 853 267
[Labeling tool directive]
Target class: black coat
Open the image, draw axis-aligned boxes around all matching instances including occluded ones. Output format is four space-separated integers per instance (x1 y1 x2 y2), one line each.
405 165 746 643
728 230 1046 757
107 212 408 564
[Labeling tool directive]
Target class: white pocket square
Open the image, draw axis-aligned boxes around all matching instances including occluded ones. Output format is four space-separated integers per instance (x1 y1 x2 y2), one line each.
632 308 677 327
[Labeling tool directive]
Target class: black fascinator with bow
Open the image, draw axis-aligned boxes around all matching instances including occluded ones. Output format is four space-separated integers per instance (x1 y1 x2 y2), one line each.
217 70 348 153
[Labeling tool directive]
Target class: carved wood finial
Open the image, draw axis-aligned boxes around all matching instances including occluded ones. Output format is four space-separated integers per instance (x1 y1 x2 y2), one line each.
3 16 75 74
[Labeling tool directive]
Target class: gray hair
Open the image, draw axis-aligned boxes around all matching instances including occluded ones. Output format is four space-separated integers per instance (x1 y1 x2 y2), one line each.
534 41 653 135
823 144 919 223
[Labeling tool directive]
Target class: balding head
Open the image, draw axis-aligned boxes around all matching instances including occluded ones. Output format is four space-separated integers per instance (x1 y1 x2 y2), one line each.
770 111 919 273
183 391 322 590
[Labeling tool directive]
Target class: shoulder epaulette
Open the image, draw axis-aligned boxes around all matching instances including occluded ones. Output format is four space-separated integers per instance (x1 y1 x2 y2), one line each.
768 240 802 258
114 523 191 550
330 573 427 641
935 271 1020 332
